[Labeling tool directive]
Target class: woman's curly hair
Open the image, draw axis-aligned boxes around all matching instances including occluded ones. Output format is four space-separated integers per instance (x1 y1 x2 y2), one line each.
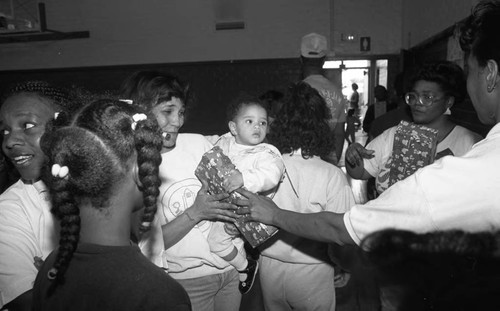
268 81 334 158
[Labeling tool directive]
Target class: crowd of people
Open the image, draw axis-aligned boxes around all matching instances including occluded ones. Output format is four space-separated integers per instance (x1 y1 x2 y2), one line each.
0 1 499 310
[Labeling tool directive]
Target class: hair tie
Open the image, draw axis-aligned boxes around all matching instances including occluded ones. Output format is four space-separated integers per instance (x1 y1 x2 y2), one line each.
47 268 58 280
51 164 69 178
131 113 147 130
119 99 133 105
54 112 60 120
141 221 151 228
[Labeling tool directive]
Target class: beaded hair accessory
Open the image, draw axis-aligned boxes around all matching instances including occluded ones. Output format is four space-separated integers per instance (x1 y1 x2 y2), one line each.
131 113 147 130
51 164 69 178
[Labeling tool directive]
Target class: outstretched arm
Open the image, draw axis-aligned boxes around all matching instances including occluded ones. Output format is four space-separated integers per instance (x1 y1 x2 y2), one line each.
235 188 355 245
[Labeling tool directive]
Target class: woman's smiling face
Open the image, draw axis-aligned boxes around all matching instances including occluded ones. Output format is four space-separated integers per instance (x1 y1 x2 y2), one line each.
0 93 57 181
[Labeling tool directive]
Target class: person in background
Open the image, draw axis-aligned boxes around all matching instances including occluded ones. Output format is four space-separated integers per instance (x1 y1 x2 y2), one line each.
350 83 360 116
368 73 413 142
233 0 500 283
362 85 388 135
257 81 355 310
120 71 241 311
345 108 361 145
32 99 191 310
0 81 77 311
301 33 347 166
346 61 483 195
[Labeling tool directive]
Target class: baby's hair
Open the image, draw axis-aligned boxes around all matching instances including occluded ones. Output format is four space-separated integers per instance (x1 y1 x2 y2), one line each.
40 99 162 292
119 71 191 115
226 93 267 123
268 81 333 158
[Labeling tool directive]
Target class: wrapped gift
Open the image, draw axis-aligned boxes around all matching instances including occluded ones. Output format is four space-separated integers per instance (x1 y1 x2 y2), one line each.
388 121 438 187
195 146 278 248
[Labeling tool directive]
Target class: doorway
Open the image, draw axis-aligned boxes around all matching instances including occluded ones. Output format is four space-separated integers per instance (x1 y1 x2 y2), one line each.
324 58 388 122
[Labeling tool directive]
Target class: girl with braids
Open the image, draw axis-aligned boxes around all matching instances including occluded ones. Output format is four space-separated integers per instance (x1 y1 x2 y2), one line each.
0 80 77 311
255 81 355 311
120 71 241 311
32 99 191 310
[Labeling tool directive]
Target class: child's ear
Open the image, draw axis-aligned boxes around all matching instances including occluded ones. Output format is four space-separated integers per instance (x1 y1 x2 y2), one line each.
228 121 237 136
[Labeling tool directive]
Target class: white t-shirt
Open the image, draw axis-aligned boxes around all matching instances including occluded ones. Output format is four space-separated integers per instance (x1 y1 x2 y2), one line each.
344 123 500 245
0 180 57 307
262 150 356 263
140 133 235 279
364 124 483 193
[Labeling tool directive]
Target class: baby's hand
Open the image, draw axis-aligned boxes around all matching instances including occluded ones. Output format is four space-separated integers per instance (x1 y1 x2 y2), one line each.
223 169 244 193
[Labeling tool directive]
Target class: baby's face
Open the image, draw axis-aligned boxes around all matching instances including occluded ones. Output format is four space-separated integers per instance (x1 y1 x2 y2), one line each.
229 104 268 146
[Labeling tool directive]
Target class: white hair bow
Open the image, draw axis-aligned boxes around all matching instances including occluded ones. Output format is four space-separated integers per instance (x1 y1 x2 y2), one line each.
51 164 69 179
131 113 147 130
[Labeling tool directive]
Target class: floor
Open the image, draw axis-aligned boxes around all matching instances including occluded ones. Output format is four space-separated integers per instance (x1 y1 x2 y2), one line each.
240 127 377 311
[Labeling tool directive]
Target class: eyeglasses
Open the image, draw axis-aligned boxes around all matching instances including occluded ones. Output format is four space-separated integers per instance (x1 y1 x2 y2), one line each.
405 92 445 107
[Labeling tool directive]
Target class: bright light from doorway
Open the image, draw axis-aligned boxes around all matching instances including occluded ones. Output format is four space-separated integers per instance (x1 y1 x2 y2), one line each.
323 60 371 69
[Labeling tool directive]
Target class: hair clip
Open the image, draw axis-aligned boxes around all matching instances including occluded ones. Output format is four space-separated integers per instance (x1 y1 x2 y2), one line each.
141 221 151 227
131 113 147 130
119 99 133 105
54 112 60 120
51 164 69 179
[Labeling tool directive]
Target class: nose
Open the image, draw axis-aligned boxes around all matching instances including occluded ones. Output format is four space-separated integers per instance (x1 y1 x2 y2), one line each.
3 131 24 150
169 113 183 128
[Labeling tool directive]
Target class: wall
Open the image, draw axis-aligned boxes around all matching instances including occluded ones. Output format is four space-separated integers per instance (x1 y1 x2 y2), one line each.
402 0 478 49
0 0 331 70
332 0 403 56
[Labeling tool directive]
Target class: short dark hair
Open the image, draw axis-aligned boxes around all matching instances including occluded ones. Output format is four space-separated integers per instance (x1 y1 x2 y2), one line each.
410 61 467 104
120 71 190 114
226 93 267 123
459 0 500 67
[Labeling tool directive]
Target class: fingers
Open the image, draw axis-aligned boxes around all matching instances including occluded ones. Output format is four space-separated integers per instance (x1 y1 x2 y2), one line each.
235 187 254 198
199 179 209 194
208 192 230 202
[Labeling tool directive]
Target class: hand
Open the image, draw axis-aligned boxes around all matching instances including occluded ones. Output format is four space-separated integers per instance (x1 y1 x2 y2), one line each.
34 256 44 270
345 142 375 167
233 188 280 225
189 179 240 223
223 169 243 193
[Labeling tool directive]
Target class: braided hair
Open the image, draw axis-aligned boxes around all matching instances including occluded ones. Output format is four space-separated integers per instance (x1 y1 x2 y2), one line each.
40 99 162 290
268 81 334 158
1 80 77 111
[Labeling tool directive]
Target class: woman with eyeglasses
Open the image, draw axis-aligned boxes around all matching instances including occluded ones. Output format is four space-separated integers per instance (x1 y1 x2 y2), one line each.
345 60 482 195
